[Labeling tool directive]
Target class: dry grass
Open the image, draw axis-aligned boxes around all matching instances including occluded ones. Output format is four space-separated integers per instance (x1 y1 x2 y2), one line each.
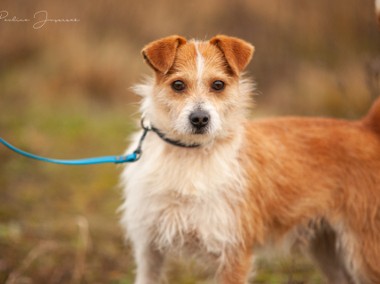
0 0 379 283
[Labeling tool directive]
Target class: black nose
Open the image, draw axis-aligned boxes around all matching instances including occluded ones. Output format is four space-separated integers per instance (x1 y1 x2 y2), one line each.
189 110 210 128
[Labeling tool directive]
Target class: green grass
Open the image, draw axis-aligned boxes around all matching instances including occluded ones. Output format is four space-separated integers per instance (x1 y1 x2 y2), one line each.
0 97 136 283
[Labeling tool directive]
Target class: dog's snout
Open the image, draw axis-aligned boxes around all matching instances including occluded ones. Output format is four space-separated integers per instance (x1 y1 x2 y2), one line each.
190 110 210 129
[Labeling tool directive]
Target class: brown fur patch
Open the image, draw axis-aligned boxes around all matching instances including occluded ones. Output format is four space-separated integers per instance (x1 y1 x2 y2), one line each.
142 35 186 74
210 35 254 75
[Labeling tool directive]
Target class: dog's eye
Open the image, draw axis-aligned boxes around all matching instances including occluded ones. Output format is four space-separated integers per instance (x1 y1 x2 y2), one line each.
171 80 186 92
211 80 225 91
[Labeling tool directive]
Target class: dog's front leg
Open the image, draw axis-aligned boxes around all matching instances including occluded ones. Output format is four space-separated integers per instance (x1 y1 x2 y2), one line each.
134 241 165 284
216 248 254 284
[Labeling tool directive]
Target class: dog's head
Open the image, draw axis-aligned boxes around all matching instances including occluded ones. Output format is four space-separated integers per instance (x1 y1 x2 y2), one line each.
135 35 254 146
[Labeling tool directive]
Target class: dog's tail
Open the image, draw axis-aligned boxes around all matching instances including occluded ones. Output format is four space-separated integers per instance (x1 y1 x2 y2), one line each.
363 97 380 133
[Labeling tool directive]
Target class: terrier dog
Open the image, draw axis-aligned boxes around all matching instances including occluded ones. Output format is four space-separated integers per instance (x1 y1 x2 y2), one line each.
120 35 380 284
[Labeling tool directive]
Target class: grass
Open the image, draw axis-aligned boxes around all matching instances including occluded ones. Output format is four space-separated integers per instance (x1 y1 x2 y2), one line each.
0 98 137 283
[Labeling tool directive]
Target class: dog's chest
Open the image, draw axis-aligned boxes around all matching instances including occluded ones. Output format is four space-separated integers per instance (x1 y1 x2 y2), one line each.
122 141 245 254
149 192 239 254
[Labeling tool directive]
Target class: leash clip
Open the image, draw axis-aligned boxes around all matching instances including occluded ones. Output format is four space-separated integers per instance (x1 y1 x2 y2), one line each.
131 118 151 161
140 117 152 131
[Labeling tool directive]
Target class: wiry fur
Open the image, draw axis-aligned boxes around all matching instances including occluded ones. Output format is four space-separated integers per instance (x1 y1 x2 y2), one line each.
120 35 380 284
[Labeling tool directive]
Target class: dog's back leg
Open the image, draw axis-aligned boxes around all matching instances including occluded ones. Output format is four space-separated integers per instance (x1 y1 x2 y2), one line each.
307 221 354 284
353 232 380 284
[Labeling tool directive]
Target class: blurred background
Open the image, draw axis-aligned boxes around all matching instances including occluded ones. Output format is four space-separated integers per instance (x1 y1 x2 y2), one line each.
0 0 379 283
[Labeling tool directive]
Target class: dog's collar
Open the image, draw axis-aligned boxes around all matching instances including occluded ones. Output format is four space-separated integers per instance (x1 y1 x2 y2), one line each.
141 118 201 148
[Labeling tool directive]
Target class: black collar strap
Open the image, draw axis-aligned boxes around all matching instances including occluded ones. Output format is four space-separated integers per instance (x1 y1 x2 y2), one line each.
150 126 201 148
141 118 201 148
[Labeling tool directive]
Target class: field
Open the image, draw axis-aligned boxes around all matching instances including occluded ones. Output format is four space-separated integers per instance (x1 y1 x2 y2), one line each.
0 0 379 283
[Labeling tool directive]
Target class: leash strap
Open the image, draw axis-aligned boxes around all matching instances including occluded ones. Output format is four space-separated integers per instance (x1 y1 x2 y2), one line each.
0 127 150 165
0 137 139 165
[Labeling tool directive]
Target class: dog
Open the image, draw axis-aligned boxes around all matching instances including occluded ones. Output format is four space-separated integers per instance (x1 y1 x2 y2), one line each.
120 35 380 284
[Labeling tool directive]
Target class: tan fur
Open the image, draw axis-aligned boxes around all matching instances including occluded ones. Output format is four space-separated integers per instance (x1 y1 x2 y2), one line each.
120 35 380 284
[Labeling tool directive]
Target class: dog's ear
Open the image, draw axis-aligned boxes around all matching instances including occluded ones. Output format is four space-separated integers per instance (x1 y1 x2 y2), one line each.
210 35 254 75
142 35 187 74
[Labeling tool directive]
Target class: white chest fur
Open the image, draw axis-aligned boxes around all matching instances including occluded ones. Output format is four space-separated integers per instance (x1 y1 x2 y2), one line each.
120 133 246 258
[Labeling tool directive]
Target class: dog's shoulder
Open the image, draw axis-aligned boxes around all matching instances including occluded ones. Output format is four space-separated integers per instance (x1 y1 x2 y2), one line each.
363 97 380 134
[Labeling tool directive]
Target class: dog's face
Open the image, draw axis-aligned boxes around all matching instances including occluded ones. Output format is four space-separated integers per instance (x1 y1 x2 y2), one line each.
137 35 254 146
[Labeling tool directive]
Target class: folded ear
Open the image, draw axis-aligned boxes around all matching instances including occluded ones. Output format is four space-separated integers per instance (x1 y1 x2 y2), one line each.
210 35 254 75
142 35 187 74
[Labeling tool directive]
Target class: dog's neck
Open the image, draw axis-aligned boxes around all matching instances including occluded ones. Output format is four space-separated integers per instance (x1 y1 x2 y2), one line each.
150 125 202 148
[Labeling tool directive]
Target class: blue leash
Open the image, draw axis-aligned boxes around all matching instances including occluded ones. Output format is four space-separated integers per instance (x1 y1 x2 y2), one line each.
0 124 149 165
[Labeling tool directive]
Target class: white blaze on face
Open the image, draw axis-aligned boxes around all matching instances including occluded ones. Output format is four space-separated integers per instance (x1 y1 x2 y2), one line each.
177 41 221 137
194 42 205 87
